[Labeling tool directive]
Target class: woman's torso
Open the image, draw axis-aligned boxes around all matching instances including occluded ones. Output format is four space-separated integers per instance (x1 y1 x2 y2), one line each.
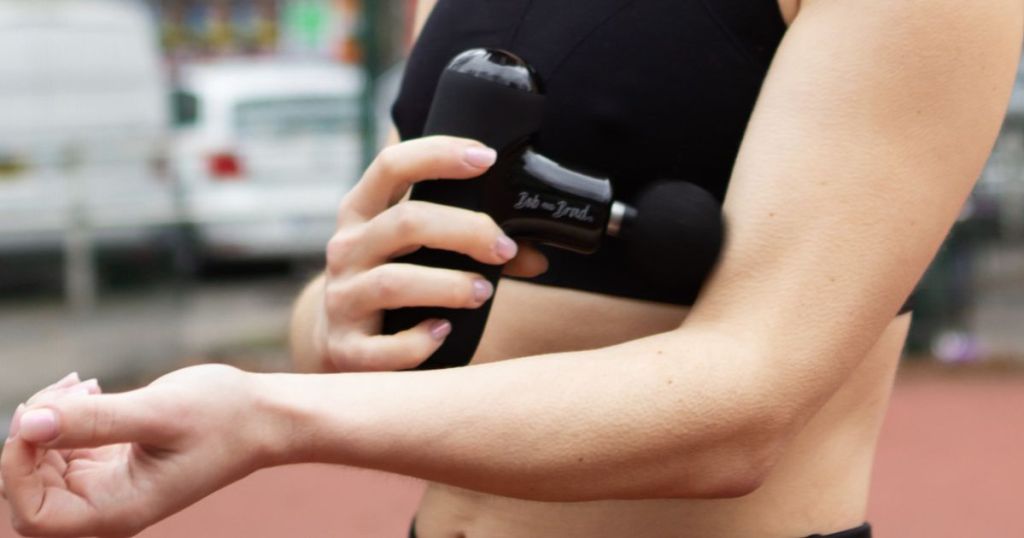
395 1 908 536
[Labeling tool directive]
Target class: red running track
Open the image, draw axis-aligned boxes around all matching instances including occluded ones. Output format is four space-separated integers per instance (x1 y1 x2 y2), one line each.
2 373 1022 537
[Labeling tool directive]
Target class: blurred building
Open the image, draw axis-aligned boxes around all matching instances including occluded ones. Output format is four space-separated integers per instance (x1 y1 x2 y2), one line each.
146 0 413 67
0 0 417 307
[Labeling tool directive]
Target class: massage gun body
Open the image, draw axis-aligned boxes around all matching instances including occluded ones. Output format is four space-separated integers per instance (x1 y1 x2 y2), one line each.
382 49 621 370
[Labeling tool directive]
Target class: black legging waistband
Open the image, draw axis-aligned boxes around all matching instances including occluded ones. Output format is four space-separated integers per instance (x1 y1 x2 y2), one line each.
806 523 873 538
408 521 871 538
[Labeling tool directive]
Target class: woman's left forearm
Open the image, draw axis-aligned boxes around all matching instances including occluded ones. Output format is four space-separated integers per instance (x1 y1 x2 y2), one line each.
255 328 784 502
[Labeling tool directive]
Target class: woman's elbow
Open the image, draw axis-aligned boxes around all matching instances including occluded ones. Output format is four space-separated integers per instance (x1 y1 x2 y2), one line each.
661 408 793 499
701 435 785 498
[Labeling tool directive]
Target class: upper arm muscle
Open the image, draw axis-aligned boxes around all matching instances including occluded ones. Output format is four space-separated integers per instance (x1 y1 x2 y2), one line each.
414 0 439 36
689 0 1022 409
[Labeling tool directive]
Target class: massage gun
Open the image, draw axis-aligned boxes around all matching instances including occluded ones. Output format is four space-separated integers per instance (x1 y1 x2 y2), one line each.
381 48 723 370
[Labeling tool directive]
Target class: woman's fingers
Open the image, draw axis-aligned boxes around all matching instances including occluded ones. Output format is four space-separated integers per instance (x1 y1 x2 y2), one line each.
326 319 453 372
8 403 25 440
25 372 80 406
2 437 47 532
502 242 550 278
1 437 99 538
317 135 509 373
328 202 516 272
341 136 497 223
14 391 174 449
15 380 102 446
326 264 494 319
322 262 496 371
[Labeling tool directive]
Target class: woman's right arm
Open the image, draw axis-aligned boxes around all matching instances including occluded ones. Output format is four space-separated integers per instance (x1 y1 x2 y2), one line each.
288 0 491 370
290 0 552 373
289 136 537 373
289 135 550 373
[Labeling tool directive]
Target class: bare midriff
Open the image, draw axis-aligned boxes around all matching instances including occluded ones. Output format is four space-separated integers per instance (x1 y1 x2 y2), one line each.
413 278 908 538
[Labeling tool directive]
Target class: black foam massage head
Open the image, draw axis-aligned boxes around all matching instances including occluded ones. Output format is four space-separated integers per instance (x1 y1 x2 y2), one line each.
623 181 724 299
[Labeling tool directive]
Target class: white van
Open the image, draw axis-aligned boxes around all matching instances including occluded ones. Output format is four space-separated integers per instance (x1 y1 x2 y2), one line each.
170 60 364 262
0 0 175 253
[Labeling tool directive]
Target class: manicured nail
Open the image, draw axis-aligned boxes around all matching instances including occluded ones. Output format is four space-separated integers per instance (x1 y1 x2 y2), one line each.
19 409 59 443
65 383 92 398
429 319 452 341
473 279 494 303
495 235 518 261
83 379 101 395
464 147 497 168
7 404 25 439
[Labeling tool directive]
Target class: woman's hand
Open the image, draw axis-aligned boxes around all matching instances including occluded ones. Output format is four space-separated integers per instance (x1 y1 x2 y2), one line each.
309 135 548 373
1 366 269 538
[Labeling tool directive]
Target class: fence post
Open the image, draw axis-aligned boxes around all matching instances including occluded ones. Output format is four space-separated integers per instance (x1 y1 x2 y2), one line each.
360 0 381 170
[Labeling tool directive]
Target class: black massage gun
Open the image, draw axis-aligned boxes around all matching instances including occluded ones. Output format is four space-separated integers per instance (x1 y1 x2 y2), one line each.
381 48 724 370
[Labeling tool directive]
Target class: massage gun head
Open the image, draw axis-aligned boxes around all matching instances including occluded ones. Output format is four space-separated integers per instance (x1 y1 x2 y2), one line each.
623 181 725 299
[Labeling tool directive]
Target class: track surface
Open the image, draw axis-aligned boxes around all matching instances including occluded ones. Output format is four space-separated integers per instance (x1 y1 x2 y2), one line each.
2 373 1022 538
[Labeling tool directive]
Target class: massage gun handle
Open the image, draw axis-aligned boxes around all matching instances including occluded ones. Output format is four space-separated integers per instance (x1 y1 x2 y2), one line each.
381 170 509 371
380 53 545 370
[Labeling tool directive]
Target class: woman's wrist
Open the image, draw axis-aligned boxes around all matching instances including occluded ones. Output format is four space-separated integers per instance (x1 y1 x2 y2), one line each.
246 371 368 469
247 372 320 468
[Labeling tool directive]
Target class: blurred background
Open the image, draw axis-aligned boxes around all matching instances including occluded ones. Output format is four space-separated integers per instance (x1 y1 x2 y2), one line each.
0 1 1022 536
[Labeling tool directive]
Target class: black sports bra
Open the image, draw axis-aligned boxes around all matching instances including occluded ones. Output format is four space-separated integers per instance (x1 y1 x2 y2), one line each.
392 0 788 305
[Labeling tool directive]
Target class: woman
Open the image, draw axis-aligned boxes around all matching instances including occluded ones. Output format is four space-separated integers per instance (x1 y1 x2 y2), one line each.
2 1 1021 536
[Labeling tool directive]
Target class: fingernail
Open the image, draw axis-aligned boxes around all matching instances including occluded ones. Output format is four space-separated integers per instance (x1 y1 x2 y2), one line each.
473 279 494 303
495 235 518 261
66 383 92 398
61 372 80 384
83 378 101 395
464 147 497 168
7 404 25 439
429 319 452 341
19 409 59 443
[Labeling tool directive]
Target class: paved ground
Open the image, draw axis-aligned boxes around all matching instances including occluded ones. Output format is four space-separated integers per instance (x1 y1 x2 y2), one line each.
1 369 1021 538
868 371 1024 537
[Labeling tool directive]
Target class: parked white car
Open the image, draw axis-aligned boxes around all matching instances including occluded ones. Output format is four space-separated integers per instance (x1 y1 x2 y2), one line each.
0 0 176 253
170 60 365 263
